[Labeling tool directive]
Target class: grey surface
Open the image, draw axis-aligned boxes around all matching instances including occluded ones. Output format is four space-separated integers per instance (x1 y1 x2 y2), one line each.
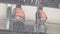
10 20 60 34
24 21 60 34
0 30 45 34
0 21 60 34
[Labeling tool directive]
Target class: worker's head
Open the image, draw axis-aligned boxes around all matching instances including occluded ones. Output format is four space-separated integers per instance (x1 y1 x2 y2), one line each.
38 7 43 10
38 2 43 10
16 4 21 8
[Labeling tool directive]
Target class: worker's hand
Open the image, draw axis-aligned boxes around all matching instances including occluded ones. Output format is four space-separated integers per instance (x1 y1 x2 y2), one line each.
16 16 20 19
44 23 47 26
40 17 47 22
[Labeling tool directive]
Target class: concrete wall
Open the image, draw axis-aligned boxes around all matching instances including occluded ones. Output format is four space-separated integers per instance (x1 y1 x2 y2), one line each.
44 7 60 24
0 3 7 29
0 3 7 19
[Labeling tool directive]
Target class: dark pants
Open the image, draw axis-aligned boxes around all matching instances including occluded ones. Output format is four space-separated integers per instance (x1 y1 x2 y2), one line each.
34 20 47 34
13 20 24 31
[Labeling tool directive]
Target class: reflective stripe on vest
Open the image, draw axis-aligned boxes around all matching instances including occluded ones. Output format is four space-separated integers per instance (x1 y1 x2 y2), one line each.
16 8 24 18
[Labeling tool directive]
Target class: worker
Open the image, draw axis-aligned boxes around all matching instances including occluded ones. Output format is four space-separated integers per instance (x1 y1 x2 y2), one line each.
35 3 47 34
11 4 25 31
15 4 25 22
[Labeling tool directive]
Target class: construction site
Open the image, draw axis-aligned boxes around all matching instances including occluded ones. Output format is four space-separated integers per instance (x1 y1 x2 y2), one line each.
0 0 60 34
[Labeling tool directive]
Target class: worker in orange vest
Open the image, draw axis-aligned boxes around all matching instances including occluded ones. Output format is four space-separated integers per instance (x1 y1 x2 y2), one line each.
11 4 25 31
39 8 47 22
35 3 47 34
12 4 25 22
15 5 25 21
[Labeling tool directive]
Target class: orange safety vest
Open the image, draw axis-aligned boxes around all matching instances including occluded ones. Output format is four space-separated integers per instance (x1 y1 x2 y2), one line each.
39 10 47 21
16 8 25 18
